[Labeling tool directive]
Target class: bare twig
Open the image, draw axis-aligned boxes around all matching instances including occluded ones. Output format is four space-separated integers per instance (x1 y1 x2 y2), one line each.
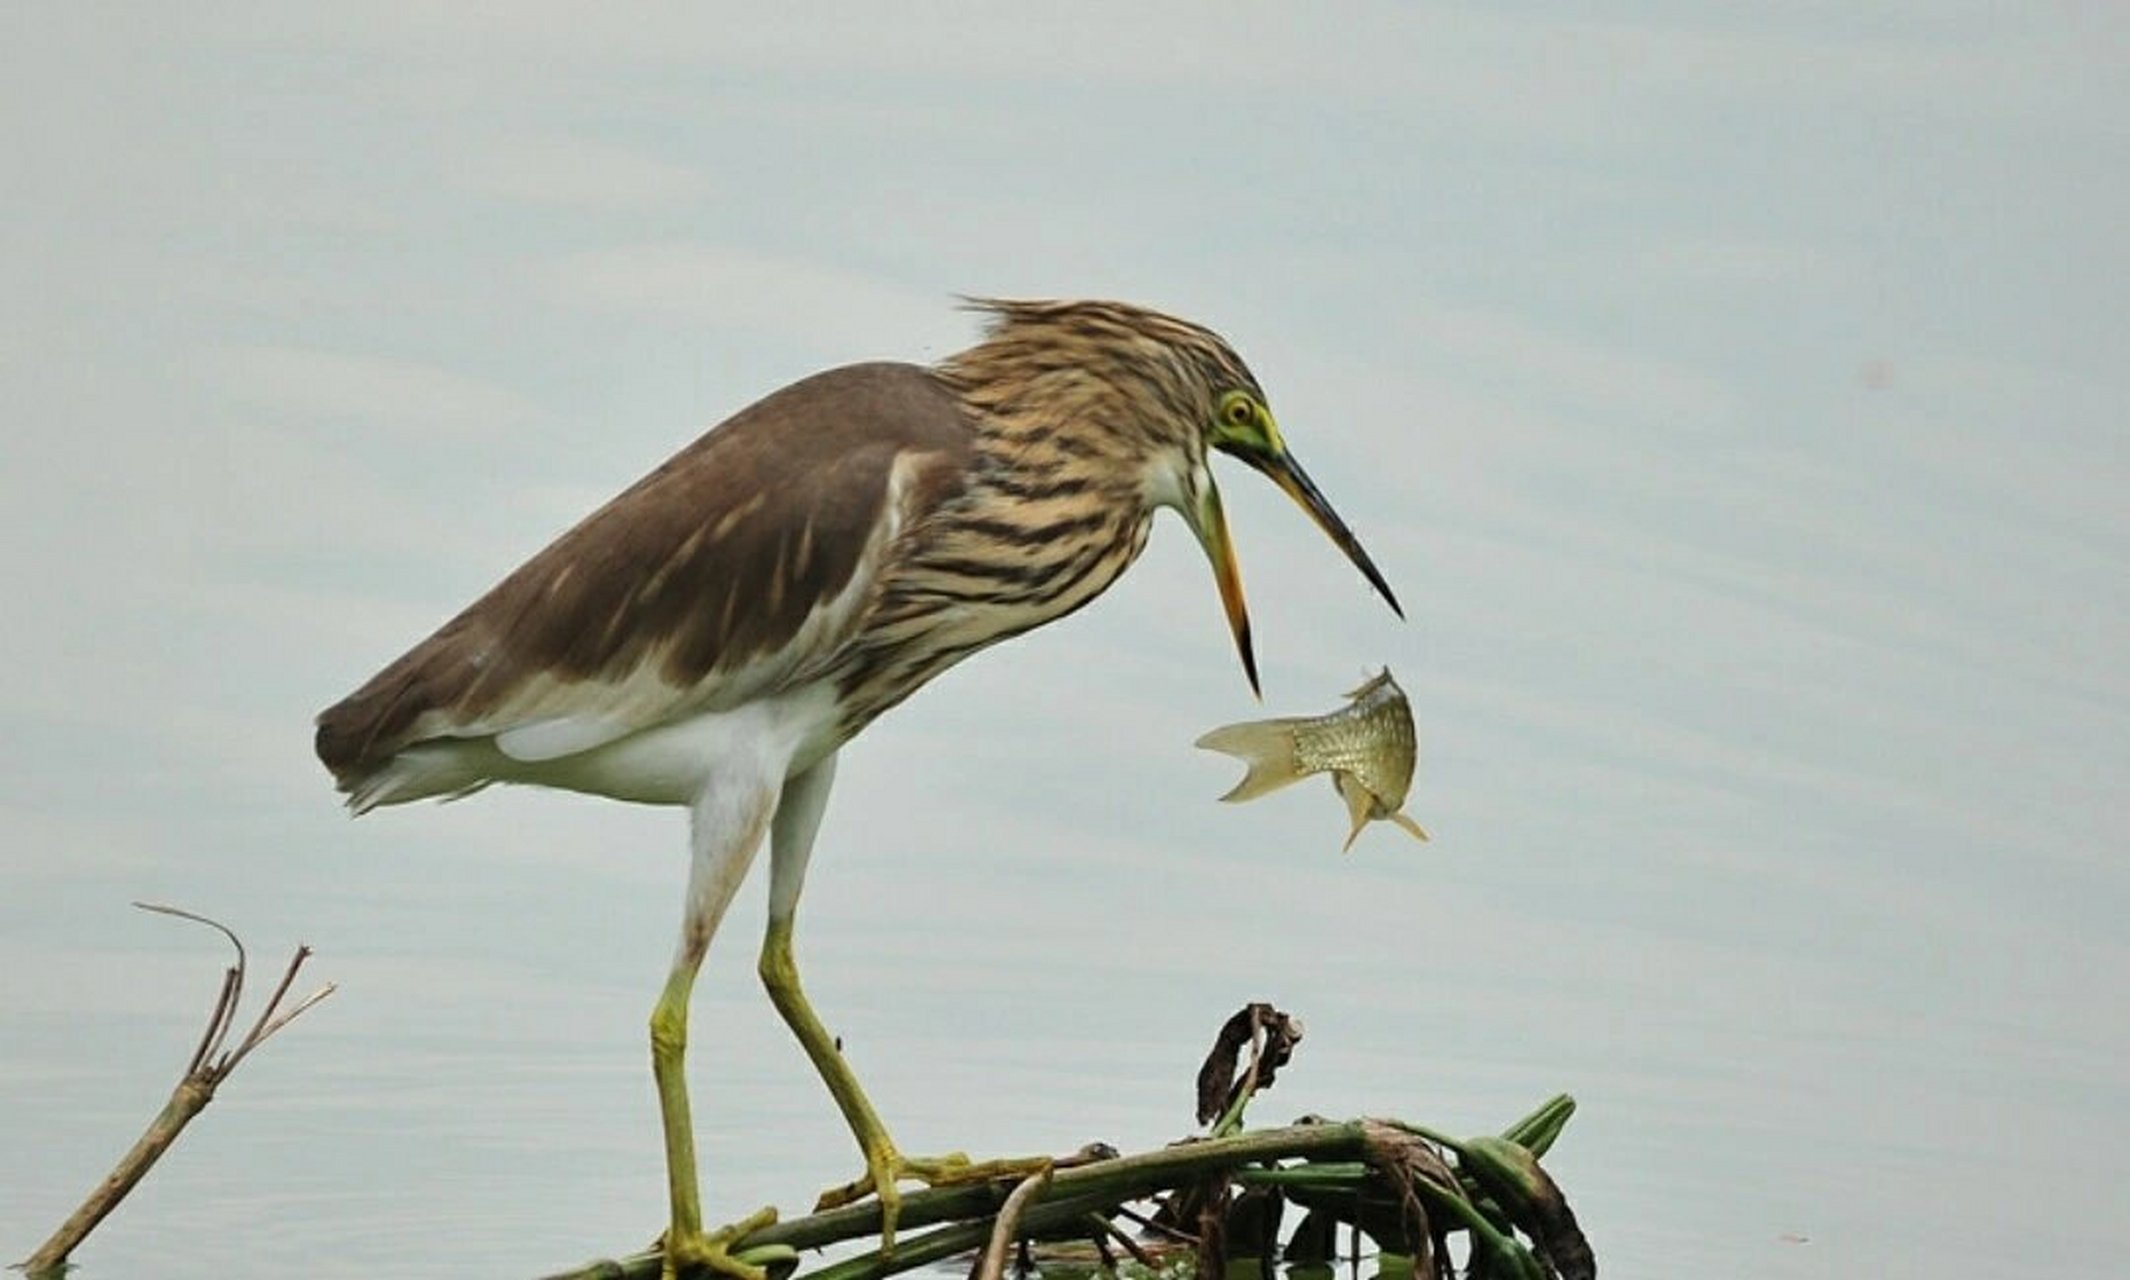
1116 1201 1201 1246
1084 1211 1157 1269
17 906 335 1278
975 1168 1053 1280
185 963 240 1077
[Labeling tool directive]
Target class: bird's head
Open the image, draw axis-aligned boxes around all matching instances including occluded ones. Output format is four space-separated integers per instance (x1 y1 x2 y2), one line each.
947 298 1402 695
1187 375 1404 693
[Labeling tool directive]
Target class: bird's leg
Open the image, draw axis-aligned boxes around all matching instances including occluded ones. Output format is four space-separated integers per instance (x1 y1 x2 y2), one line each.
652 782 781 1280
758 915 1048 1249
761 756 1051 1254
757 914 913 1230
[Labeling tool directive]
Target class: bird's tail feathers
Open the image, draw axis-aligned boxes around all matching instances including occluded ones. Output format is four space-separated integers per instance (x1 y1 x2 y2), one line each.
343 741 498 815
1195 719 1308 803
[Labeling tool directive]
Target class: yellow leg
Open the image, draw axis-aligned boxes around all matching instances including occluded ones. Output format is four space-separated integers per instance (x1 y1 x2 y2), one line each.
649 965 703 1255
649 964 783 1280
757 915 1048 1253
757 756 1043 1252
649 779 791 1280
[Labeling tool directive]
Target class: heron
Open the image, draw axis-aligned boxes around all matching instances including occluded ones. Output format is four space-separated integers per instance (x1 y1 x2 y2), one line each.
314 299 1401 1278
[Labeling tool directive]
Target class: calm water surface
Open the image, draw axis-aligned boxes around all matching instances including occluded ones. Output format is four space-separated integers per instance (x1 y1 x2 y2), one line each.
5 732 2121 1280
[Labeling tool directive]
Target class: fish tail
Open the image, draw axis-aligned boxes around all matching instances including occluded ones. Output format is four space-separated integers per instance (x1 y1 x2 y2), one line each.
1195 719 1308 802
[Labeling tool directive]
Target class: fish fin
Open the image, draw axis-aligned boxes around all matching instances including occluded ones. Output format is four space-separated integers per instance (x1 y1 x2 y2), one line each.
1390 811 1431 843
1196 719 1307 802
1336 773 1374 852
1344 667 1393 700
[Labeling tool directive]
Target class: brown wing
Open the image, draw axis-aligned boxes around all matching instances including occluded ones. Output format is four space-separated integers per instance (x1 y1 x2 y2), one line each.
314 361 974 789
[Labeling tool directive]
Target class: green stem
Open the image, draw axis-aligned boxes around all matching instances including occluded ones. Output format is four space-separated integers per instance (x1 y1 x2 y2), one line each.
1233 1162 1371 1189
540 1121 1380 1280
800 1192 1118 1280
767 1120 1377 1252
1404 1178 1542 1280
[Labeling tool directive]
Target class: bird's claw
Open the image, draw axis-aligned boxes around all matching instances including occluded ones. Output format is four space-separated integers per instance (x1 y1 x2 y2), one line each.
814 1145 1055 1253
659 1204 787 1280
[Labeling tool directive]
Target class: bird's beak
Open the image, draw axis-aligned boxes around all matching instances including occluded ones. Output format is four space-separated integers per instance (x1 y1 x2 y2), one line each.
1230 443 1404 619
1188 481 1260 696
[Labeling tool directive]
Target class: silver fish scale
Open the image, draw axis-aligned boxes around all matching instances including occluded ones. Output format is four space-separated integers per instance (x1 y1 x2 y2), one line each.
1291 680 1415 808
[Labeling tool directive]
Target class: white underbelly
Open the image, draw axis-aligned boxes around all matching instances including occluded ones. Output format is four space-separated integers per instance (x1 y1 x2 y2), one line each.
364 684 844 810
525 684 843 804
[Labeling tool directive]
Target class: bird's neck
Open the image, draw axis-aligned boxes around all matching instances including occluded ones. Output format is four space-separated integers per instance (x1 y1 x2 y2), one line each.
822 415 1162 742
941 345 1192 466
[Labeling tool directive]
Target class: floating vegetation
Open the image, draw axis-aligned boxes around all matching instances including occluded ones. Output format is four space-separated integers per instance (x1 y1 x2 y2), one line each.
544 1004 1592 1280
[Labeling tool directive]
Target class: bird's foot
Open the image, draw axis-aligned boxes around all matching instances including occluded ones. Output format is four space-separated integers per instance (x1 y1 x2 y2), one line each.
814 1144 1054 1253
657 1205 791 1280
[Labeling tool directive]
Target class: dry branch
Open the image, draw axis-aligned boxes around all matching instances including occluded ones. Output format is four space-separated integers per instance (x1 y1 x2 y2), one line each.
974 1167 1053 1280
17 904 335 1278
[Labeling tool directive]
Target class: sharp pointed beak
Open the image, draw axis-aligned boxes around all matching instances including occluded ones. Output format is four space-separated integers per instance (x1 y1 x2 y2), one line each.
1241 448 1403 619
1189 483 1260 696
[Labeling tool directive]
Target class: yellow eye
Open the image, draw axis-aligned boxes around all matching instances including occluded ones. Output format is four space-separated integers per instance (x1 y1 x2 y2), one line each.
1224 397 1254 428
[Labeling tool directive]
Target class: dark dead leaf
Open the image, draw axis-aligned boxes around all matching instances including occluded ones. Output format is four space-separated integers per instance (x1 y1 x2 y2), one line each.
1195 1002 1305 1126
1459 1135 1595 1280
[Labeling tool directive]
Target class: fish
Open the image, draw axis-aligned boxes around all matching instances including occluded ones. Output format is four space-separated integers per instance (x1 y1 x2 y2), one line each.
1195 668 1431 851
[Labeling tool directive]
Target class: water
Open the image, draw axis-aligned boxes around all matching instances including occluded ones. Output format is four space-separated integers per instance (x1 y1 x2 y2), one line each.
6 692 2123 1279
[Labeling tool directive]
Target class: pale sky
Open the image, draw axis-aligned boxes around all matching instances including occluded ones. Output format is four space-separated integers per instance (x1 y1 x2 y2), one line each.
4 6 2126 1278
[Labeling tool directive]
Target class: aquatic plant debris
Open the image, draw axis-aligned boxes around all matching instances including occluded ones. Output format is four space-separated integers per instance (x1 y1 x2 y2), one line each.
541 1004 1593 1280
1195 1001 1304 1128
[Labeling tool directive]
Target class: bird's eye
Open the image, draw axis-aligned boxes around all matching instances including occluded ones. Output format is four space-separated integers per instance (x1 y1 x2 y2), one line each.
1224 398 1254 428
